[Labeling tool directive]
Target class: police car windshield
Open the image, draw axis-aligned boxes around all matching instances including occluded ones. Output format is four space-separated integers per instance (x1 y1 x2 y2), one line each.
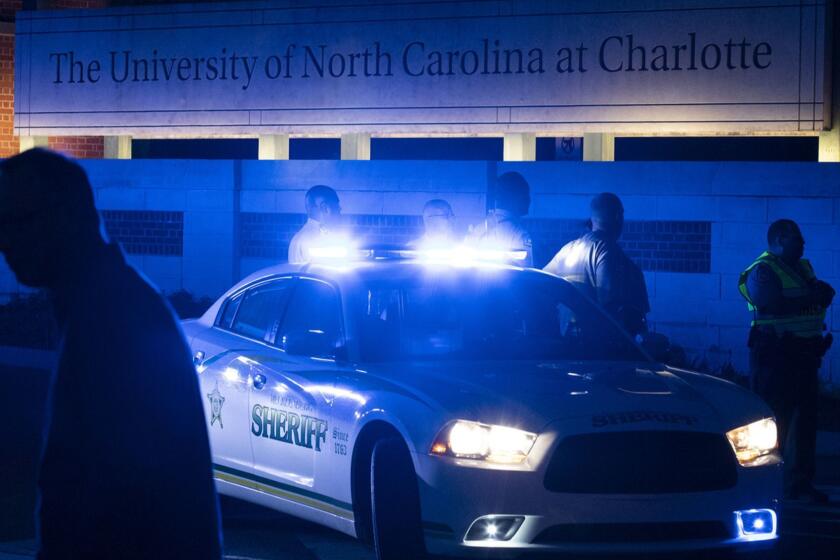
356 268 647 363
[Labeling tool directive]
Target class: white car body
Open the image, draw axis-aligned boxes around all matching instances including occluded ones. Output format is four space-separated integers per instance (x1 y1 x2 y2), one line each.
183 258 781 557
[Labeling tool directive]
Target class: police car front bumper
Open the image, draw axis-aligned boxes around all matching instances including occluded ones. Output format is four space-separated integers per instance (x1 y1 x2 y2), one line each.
415 452 782 557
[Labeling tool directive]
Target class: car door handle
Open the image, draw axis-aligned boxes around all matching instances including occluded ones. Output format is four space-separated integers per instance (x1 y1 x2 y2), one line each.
253 373 267 390
193 351 205 366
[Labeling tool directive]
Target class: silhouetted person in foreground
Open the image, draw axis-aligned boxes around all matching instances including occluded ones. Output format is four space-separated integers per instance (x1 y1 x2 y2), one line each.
0 149 221 559
544 193 650 337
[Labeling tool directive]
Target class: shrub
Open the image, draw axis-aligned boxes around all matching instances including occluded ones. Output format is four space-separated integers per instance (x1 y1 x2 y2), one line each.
0 289 214 349
166 290 215 319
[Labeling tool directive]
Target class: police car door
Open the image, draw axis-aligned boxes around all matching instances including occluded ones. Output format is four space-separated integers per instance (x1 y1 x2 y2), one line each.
249 276 343 511
195 277 294 475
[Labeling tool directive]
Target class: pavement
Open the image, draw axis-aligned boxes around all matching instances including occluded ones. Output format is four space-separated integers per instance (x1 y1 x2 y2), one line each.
2 454 839 560
779 492 840 557
816 430 840 457
2 487 840 559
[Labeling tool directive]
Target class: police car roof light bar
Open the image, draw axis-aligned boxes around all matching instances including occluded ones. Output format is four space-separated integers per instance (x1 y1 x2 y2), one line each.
306 243 526 265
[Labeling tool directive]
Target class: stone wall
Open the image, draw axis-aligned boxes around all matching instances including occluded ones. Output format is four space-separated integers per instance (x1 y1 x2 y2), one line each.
0 158 838 383
504 161 840 382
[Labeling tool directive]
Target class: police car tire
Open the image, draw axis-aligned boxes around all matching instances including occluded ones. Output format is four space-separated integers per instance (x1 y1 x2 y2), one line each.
370 437 426 560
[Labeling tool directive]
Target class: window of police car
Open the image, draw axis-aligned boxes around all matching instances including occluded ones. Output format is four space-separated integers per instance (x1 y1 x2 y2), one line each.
359 272 646 363
218 291 243 328
275 277 345 359
226 279 294 343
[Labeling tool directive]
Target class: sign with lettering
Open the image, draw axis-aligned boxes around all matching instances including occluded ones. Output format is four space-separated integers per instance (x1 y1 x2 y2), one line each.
14 0 827 137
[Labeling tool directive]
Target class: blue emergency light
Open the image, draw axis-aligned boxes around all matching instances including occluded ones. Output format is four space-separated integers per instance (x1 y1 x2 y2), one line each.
307 241 526 265
735 509 776 540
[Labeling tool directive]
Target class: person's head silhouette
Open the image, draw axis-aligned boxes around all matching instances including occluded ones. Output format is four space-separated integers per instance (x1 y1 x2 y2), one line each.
589 192 624 242
0 148 104 289
492 171 530 217
305 184 341 227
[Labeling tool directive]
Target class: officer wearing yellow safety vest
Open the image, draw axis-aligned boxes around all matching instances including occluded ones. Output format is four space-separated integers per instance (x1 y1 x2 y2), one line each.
739 219 835 503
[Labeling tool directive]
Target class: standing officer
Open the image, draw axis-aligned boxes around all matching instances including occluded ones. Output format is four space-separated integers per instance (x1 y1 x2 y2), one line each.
543 193 649 338
0 149 221 558
288 184 342 263
467 172 533 266
739 219 834 502
409 199 456 248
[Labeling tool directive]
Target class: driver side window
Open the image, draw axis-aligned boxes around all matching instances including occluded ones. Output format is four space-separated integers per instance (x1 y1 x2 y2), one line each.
229 279 294 343
277 278 344 359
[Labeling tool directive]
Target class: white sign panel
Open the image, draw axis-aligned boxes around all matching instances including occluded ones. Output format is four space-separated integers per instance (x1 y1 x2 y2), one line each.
14 0 827 136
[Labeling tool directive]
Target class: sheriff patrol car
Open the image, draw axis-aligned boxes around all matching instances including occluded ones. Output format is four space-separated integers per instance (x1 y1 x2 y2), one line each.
183 247 781 559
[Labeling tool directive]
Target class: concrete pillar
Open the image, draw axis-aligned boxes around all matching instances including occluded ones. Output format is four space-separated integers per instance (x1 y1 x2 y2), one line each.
258 134 290 160
819 131 840 162
503 133 536 161
104 135 132 159
18 136 48 152
583 133 615 161
819 0 839 161
340 133 371 160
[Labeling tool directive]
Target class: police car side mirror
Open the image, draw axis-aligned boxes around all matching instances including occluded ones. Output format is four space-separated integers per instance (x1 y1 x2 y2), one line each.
281 330 338 360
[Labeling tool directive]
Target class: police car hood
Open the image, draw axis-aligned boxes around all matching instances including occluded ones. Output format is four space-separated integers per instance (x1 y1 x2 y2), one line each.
363 360 770 433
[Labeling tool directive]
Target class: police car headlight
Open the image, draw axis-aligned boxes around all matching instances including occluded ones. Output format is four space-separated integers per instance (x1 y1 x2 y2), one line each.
430 420 536 465
726 418 780 467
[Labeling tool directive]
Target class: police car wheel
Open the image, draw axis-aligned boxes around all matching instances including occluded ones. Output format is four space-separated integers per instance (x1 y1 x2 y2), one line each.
370 437 426 560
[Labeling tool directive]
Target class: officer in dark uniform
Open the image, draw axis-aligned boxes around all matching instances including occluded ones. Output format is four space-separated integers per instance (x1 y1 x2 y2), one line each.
739 219 834 502
466 172 534 266
544 193 650 338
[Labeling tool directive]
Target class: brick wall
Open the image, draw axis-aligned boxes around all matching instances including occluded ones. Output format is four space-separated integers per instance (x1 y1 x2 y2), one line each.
48 136 105 159
0 1 20 158
527 219 711 272
621 221 711 273
241 213 712 273
241 213 426 260
102 210 184 256
84 159 235 296
0 0 20 21
0 34 15 157
50 0 108 8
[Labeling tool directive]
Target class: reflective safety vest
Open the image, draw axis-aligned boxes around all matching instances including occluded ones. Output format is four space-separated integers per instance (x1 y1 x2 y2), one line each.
738 251 825 338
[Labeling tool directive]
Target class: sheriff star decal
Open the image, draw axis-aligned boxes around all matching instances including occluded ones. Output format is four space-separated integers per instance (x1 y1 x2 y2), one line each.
208 382 225 429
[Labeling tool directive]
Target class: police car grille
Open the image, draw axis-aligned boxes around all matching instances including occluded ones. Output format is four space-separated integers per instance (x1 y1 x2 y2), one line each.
543 431 738 494
532 521 732 544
